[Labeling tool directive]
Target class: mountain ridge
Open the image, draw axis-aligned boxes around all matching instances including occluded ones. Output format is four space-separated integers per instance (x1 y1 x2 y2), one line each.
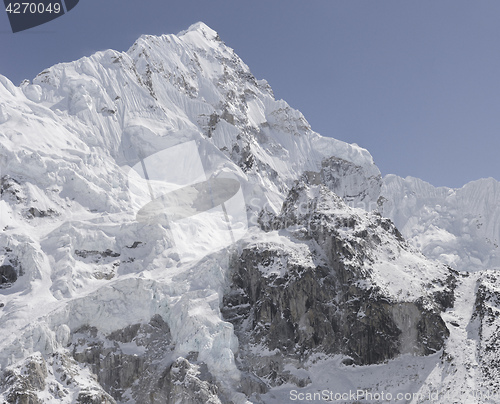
0 22 499 403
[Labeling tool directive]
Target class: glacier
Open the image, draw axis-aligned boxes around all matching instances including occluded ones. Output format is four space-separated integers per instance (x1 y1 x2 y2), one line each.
0 21 499 403
380 175 500 272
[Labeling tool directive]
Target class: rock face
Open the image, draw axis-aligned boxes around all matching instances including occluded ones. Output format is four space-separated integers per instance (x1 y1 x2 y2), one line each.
223 181 453 393
2 354 47 404
0 264 17 286
225 244 448 365
471 271 500 394
161 357 222 404
0 352 116 404
68 315 225 403
318 156 382 210
0 21 498 404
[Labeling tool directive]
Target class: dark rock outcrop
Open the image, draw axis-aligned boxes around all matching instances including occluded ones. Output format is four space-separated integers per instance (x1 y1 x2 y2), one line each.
69 315 226 403
223 181 452 390
0 175 25 204
471 271 500 393
158 357 222 404
71 315 172 402
0 264 17 286
318 156 382 209
2 355 47 404
224 247 448 366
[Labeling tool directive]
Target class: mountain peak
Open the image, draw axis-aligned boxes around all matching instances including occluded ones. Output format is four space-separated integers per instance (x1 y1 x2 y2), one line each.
128 22 221 60
178 21 220 41
2 21 500 403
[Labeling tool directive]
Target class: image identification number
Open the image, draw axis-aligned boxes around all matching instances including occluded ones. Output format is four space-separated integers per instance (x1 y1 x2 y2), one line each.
5 2 62 14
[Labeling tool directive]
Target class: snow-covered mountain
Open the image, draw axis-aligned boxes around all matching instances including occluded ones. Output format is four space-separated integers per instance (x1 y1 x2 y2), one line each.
1 22 499 403
380 175 500 272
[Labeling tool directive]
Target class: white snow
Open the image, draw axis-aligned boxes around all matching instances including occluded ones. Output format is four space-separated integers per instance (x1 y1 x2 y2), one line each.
382 175 500 272
0 21 498 403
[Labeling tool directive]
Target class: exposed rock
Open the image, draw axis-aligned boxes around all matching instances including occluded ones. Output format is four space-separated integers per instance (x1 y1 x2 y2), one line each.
74 249 121 260
126 241 142 249
71 315 183 403
0 175 25 203
26 207 57 219
5 389 42 404
471 271 500 393
157 357 223 404
0 253 24 288
317 155 382 210
73 249 121 280
66 314 232 403
2 354 47 404
1 22 492 404
224 181 452 390
0 264 17 286
224 247 448 367
431 269 459 310
76 390 116 404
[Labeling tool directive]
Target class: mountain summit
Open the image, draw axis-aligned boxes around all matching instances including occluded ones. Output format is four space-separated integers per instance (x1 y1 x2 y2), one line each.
1 23 499 403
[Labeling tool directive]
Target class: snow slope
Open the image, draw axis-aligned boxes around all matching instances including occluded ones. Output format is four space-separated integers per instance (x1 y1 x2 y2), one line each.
381 175 500 272
0 22 382 403
0 21 499 403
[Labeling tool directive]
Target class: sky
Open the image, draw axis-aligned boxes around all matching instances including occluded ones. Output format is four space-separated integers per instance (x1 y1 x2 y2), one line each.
1 0 499 188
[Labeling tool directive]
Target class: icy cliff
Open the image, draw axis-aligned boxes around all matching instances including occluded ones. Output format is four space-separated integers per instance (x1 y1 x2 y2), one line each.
0 22 499 403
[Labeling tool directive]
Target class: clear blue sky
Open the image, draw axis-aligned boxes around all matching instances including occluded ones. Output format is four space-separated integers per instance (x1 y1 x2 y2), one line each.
1 0 499 188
